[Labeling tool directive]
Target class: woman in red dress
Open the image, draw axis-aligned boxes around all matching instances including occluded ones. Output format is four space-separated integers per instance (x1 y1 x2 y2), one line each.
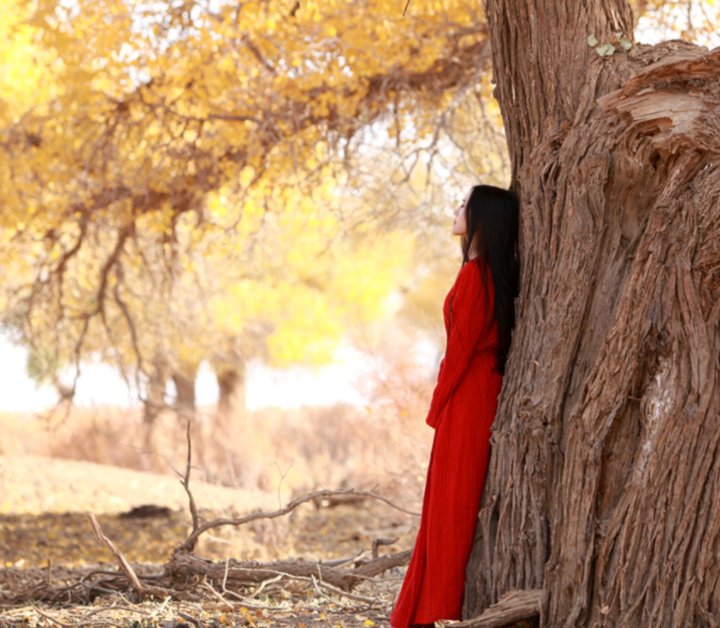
390 185 520 627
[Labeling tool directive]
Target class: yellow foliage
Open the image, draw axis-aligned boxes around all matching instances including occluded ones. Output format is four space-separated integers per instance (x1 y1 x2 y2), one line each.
331 230 415 324
2 0 704 383
0 0 59 122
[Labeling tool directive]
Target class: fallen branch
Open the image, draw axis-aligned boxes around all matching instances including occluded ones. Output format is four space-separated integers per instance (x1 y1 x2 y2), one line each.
372 537 399 559
87 513 169 600
167 548 411 592
310 574 380 604
30 605 74 628
439 589 543 627
176 409 418 555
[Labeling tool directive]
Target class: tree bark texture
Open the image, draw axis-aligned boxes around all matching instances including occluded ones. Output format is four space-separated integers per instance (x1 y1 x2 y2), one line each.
464 2 720 626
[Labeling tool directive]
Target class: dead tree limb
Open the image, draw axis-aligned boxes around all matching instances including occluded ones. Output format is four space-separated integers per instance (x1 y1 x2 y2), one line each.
87 514 168 599
178 487 419 552
441 589 543 627
167 549 412 592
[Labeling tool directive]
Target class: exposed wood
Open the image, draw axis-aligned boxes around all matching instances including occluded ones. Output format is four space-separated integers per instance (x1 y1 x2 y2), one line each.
168 549 411 592
441 589 542 627
87 513 168 599
599 47 720 155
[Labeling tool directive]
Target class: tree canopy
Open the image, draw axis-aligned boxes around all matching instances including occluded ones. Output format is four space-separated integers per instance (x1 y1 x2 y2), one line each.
0 0 715 402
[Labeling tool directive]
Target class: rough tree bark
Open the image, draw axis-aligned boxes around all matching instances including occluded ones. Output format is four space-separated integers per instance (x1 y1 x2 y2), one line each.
464 2 720 626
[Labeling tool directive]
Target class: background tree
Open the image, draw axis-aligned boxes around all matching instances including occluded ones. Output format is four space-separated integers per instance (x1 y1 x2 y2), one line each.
0 0 493 410
463 1 720 626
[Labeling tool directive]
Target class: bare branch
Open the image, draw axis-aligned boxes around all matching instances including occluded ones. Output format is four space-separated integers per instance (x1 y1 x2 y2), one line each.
179 487 420 552
87 513 168 599
181 418 201 537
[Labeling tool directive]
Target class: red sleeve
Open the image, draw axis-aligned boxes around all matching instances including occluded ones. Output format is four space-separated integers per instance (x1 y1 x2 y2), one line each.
426 261 490 429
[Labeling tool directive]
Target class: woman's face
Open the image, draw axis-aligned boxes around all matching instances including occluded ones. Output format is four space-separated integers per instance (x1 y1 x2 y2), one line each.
452 191 471 236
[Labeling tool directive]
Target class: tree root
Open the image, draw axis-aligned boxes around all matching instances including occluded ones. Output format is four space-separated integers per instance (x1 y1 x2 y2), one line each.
440 589 542 627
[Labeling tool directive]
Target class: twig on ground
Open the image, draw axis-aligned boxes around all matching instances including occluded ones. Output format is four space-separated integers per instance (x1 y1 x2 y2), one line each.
310 574 382 605
318 549 365 568
29 604 118 627
147 594 172 620
80 603 150 619
201 579 235 610
87 513 168 599
30 605 74 627
372 537 399 559
178 610 202 627
220 587 285 609
244 573 286 599
352 548 413 580
311 573 333 602
169 547 411 591
222 556 231 592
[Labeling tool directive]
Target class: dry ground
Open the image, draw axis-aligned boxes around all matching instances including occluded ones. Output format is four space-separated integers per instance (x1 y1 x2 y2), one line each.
0 453 420 627
0 455 420 567
0 401 433 626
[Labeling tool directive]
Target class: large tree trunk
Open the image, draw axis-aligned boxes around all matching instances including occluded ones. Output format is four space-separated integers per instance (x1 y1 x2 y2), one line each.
464 2 720 626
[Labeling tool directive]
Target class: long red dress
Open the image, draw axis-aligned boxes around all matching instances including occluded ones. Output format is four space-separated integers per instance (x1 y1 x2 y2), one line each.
390 256 503 627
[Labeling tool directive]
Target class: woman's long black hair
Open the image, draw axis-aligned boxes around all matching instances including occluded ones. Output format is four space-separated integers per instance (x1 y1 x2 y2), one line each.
461 184 520 376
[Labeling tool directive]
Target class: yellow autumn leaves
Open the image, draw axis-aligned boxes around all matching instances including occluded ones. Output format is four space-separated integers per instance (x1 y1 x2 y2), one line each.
2 0 711 393
1 0 493 390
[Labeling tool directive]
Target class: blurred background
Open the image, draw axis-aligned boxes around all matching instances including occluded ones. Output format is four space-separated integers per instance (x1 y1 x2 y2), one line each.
0 0 718 556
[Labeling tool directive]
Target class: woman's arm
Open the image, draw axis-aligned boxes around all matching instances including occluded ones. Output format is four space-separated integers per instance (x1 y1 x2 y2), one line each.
425 261 491 428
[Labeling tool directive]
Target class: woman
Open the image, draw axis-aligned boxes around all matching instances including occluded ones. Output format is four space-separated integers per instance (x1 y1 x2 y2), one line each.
390 185 520 628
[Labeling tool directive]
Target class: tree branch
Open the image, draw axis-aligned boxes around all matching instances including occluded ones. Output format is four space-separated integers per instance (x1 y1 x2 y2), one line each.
178 487 419 553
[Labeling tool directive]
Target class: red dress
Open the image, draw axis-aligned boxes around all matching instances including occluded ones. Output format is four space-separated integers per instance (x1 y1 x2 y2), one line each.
390 257 503 627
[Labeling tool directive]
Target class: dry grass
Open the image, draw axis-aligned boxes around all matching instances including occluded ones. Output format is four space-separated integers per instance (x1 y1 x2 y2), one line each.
0 350 440 625
0 351 435 509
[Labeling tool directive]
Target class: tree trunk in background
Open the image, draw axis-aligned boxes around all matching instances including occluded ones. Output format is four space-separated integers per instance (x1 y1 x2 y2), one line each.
216 360 247 421
464 1 720 626
143 355 169 426
173 366 198 422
